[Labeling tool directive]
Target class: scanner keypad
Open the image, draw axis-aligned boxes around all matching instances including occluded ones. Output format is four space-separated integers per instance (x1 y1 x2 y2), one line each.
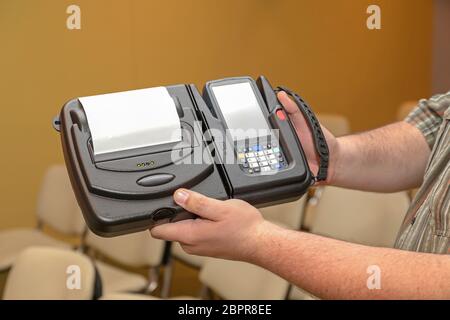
237 144 286 174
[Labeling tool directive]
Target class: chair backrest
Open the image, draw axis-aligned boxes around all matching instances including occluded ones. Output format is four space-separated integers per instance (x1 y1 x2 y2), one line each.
36 165 85 235
171 241 206 268
310 187 410 247
86 230 165 267
259 197 306 230
317 113 350 137
3 247 99 300
288 285 317 300
199 258 289 300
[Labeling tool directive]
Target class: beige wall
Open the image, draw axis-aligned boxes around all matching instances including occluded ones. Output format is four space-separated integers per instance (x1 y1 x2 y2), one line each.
0 0 432 228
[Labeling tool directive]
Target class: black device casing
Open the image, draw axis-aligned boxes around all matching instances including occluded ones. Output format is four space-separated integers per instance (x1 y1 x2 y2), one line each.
58 84 228 237
56 76 313 237
200 76 313 207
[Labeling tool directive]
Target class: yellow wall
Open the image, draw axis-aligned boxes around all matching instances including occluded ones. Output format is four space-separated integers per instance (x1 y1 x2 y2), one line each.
0 0 432 228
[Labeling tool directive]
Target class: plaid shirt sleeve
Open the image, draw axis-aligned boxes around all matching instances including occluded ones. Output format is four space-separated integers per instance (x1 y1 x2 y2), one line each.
405 92 450 148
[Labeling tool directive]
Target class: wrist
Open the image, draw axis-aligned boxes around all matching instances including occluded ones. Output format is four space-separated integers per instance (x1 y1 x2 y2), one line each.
328 136 349 186
243 220 282 265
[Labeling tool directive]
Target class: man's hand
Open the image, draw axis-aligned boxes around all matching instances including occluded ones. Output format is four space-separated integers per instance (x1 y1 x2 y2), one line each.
278 91 430 191
277 91 338 185
150 188 272 261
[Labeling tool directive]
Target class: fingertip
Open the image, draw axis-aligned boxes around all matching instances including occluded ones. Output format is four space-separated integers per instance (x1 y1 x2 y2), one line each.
173 188 190 206
277 91 291 105
277 91 298 114
277 91 288 100
149 222 180 241
149 225 162 239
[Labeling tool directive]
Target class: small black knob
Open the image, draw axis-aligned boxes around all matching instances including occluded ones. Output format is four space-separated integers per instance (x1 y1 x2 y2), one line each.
152 208 176 221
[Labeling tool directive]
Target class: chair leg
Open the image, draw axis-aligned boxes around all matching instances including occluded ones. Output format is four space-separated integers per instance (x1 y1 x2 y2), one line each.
145 267 159 294
78 228 89 253
160 258 173 298
199 285 212 299
36 220 44 230
159 241 174 298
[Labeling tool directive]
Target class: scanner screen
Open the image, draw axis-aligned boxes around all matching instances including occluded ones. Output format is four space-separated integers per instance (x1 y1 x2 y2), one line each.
212 82 271 141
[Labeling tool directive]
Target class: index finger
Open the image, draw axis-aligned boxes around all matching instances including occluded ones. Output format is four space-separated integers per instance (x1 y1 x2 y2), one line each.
150 219 194 243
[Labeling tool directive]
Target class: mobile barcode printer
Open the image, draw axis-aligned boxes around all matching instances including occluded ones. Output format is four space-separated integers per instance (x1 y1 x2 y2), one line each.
54 76 328 237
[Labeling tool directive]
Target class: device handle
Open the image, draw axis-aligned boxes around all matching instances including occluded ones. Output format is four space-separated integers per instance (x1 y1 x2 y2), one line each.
275 86 329 183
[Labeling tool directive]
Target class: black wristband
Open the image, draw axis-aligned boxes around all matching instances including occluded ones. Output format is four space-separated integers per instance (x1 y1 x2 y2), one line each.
275 86 329 182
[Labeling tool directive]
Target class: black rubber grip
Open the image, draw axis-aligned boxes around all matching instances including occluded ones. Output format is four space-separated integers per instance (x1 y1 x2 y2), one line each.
276 86 329 182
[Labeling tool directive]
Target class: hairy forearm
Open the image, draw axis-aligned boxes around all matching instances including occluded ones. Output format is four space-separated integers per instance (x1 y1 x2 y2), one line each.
331 122 430 192
248 222 450 299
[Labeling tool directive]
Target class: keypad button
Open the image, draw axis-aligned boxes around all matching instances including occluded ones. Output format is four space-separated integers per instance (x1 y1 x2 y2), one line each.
239 146 285 173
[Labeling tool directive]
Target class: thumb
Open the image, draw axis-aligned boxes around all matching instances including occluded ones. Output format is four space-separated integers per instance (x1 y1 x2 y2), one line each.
277 91 308 128
277 91 300 115
173 189 227 221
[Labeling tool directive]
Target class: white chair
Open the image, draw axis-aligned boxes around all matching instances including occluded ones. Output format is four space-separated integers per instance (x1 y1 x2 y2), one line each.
290 187 410 299
101 293 159 300
100 292 195 300
171 242 207 269
310 187 410 247
163 241 207 298
288 286 317 300
3 247 100 300
317 113 351 137
0 165 86 271
104 254 290 300
259 197 306 230
199 257 289 300
85 230 166 294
